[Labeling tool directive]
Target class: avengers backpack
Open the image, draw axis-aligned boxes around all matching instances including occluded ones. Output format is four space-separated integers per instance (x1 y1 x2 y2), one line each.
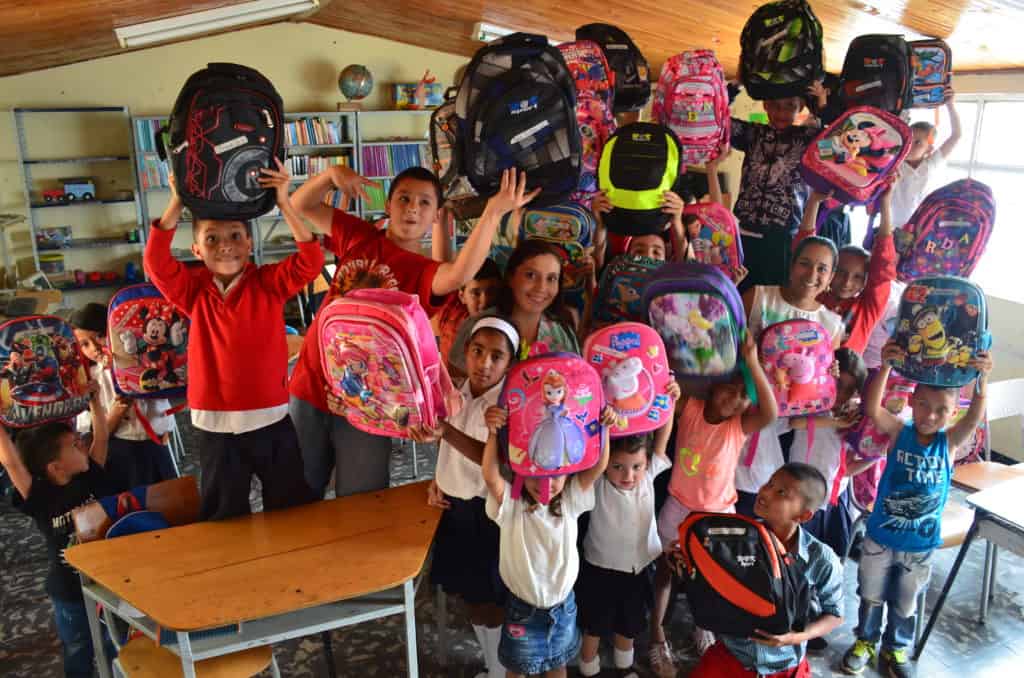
652 50 730 167
108 284 188 399
498 353 604 504
739 0 824 100
593 253 664 326
800 106 911 205
575 23 651 114
158 63 284 221
909 39 952 108
894 179 995 281
558 40 616 201
643 262 745 380
683 202 744 275
318 289 463 439
583 322 674 437
891 276 991 388
0 316 90 427
839 35 914 114
598 122 683 235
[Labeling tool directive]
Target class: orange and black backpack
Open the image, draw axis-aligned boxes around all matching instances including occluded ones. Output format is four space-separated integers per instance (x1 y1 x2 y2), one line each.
677 512 811 636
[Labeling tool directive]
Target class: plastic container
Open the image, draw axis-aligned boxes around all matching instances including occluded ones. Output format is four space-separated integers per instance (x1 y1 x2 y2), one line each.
39 253 65 275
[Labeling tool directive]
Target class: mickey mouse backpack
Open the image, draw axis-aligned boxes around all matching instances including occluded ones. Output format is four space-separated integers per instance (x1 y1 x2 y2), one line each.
593 253 664 326
643 262 746 380
108 284 188 399
800 106 911 205
499 353 604 504
0 316 90 427
683 202 744 275
158 63 284 221
652 50 730 167
894 179 995 281
890 276 991 388
909 39 952 108
558 40 616 201
739 0 824 100
318 289 463 439
583 322 675 437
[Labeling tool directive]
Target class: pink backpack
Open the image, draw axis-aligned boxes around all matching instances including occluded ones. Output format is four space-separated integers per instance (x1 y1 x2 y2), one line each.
583 322 675 437
800 106 911 204
683 202 744 276
499 353 604 504
559 40 617 201
652 50 730 167
318 289 462 439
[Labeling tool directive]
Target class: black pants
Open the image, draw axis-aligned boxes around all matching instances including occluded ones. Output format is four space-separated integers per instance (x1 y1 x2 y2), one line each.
738 224 794 294
195 416 315 520
105 437 177 492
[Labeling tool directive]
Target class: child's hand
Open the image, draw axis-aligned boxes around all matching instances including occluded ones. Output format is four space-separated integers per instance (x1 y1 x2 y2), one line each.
807 79 828 107
834 410 862 431
664 544 685 578
578 253 597 288
752 629 806 648
878 183 894 207
706 142 730 169
87 379 101 401
485 406 508 434
660 190 686 218
730 264 749 286
410 423 443 444
324 387 346 417
329 165 378 204
590 191 612 216
485 169 542 217
829 360 841 379
881 340 906 366
426 479 451 510
111 397 131 417
665 379 682 402
599 406 619 427
943 85 956 105
258 158 292 207
740 330 759 364
968 350 994 377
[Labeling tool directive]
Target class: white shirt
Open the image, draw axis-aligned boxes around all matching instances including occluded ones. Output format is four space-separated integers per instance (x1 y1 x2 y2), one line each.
863 281 906 369
891 152 946 229
747 286 844 347
735 418 791 494
435 379 503 500
76 364 175 441
793 424 847 499
584 453 671 574
486 476 595 608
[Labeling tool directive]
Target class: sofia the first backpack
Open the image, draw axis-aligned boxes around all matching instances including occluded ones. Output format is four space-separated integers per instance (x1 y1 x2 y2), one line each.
318 289 462 439
498 353 604 504
583 322 675 437
558 40 616 202
593 254 664 327
652 50 730 168
108 284 188 399
683 202 744 276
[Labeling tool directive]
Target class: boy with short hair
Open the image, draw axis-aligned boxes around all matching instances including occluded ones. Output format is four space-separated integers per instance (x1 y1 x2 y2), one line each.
0 386 115 678
144 159 322 520
841 340 992 678
685 462 845 678
433 258 502 377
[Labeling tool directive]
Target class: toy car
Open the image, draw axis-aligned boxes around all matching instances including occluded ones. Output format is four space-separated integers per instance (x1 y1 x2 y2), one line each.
42 189 66 203
62 178 96 202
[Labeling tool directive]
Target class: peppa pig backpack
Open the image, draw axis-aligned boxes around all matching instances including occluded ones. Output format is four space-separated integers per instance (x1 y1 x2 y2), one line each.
558 40 616 201
108 284 189 400
652 50 731 167
800 106 911 205
683 202 744 275
583 322 675 437
593 254 664 327
643 262 746 380
894 179 995 281
0 316 91 427
318 289 463 439
498 353 604 504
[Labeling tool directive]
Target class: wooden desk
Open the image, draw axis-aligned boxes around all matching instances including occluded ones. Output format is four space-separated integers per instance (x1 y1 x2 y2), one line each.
952 461 1024 492
67 481 440 678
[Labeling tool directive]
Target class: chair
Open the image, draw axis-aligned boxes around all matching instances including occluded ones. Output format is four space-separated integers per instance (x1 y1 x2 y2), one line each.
913 498 975 644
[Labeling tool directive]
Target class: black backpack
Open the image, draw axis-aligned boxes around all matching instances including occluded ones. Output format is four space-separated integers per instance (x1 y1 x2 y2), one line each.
157 63 284 221
455 33 581 207
575 24 651 114
839 35 914 114
678 512 812 636
739 0 824 101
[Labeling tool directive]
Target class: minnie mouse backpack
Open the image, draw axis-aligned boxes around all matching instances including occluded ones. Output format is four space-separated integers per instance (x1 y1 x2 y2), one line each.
318 289 463 439
0 316 91 427
583 322 675 437
683 202 744 275
800 106 911 205
592 254 664 327
108 284 189 399
499 353 604 504
558 40 616 202
652 50 730 167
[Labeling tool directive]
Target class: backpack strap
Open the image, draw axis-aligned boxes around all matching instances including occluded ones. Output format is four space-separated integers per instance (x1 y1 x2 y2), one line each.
742 430 760 467
115 491 143 518
511 474 525 500
829 441 847 506
805 417 816 464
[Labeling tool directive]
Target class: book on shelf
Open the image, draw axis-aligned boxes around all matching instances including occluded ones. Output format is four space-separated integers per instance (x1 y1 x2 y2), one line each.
134 119 172 189
134 118 169 154
288 154 350 178
360 143 428 178
324 190 356 211
362 179 392 213
285 117 348 146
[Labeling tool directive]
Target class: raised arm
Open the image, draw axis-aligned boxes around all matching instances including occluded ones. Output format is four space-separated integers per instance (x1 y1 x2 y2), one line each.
740 331 780 435
432 208 455 263
257 159 326 297
576 406 615 491
591 192 611 270
87 381 109 468
937 87 962 160
292 165 376 235
143 186 199 310
705 143 730 208
652 381 681 460
794 190 830 247
948 351 993 454
0 424 31 500
864 343 906 440
482 406 508 504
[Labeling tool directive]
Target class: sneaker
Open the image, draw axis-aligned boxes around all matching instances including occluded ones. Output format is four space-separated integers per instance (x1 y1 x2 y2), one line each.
808 636 829 652
618 669 640 678
648 641 677 678
693 627 716 656
841 639 877 675
882 648 915 678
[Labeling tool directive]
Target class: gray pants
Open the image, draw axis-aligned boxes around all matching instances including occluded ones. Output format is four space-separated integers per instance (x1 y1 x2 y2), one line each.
289 396 391 498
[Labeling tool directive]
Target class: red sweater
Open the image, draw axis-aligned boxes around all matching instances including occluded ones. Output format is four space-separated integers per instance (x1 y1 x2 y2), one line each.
144 224 324 412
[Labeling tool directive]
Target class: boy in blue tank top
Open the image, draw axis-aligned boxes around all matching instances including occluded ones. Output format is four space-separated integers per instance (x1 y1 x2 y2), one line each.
841 340 992 678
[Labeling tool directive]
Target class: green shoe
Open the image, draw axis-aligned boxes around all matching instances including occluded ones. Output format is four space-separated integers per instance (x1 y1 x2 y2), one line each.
882 648 915 678
841 639 877 675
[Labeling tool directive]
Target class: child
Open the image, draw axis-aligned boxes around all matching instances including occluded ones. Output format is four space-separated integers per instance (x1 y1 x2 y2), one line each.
70 303 177 490
650 332 778 673
686 462 845 678
0 385 116 678
591 189 692 269
433 258 502 378
794 187 897 354
841 340 992 678
481 400 613 678
890 86 961 228
423 316 519 678
144 159 320 520
289 166 536 499
577 379 682 678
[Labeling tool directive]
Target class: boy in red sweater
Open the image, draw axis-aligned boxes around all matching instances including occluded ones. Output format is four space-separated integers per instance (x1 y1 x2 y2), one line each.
793 186 896 354
144 159 323 520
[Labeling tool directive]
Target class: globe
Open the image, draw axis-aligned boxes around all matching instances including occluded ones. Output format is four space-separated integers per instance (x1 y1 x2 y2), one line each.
339 64 373 101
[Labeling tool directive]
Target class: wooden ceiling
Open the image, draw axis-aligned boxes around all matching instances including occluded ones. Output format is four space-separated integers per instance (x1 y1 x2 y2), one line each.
1 0 1022 79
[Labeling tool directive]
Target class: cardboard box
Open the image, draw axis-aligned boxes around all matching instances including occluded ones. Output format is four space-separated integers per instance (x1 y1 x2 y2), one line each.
392 83 444 110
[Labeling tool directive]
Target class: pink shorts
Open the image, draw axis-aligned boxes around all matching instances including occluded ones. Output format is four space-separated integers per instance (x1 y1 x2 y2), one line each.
657 495 735 552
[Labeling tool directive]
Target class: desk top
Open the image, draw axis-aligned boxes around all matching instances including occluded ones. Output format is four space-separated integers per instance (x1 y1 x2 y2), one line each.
952 462 1024 493
66 481 439 631
965 476 1024 527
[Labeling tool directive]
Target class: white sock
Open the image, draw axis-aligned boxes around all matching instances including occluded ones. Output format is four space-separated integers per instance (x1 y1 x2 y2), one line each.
472 624 487 665
578 653 601 677
614 646 634 669
484 625 506 678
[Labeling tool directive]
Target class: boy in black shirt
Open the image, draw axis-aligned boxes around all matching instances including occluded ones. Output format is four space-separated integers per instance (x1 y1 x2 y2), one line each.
0 384 116 678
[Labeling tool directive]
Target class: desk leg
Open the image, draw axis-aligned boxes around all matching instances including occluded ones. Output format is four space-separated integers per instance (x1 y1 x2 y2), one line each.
980 542 994 623
83 585 112 678
404 579 419 678
177 631 197 678
914 517 979 660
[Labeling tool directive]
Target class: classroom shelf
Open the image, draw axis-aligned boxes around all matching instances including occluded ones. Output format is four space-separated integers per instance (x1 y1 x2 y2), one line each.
361 139 429 146
30 197 136 209
53 279 126 291
22 155 132 165
39 237 142 251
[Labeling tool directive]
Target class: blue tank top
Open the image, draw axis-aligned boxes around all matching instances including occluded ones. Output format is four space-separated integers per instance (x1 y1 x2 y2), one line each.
866 423 951 552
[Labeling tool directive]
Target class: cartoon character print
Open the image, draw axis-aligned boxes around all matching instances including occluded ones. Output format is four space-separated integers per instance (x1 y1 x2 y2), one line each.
120 307 186 392
692 226 735 269
879 489 942 539
825 119 899 177
652 294 732 375
905 305 971 368
601 356 653 430
330 338 412 429
774 349 822 404
51 335 88 397
527 370 585 471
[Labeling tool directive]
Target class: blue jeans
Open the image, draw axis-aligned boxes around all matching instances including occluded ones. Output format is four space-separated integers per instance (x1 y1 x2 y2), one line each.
499 591 581 675
52 597 116 678
854 537 934 651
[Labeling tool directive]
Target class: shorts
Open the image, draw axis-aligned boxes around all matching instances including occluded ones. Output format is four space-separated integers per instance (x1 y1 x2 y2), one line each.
499 591 581 675
575 559 653 639
430 495 505 606
657 495 734 551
